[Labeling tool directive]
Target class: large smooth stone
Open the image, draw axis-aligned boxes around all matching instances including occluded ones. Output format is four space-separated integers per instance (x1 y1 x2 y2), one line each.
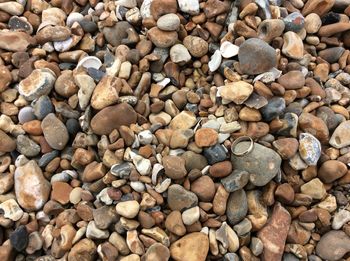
316 230 350 261
231 142 281 186
90 103 137 135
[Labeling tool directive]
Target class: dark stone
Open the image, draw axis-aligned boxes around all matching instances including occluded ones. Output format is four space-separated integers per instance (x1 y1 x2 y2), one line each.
221 170 250 192
283 12 304 32
260 97 286 121
276 112 299 137
226 189 248 225
318 47 345 63
110 163 132 178
32 95 53 120
87 68 105 82
39 150 60 167
203 144 227 165
321 12 340 25
10 226 28 252
79 19 98 33
66 118 80 136
102 21 133 47
238 38 277 75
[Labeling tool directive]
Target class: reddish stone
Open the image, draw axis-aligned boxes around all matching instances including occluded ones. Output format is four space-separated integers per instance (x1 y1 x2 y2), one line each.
258 203 291 261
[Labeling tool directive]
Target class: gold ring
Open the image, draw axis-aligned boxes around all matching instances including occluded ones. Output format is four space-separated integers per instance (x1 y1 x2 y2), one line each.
231 136 254 156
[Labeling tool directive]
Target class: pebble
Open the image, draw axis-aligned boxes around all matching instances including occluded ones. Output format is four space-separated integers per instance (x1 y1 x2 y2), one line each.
332 209 350 230
41 113 69 150
170 232 209 261
283 12 305 32
226 189 248 225
329 120 350 148
238 38 277 75
316 230 350 260
191 175 216 201
231 142 281 186
278 70 305 89
221 170 249 192
183 36 209 58
167 184 198 211
208 50 222 72
32 95 53 120
216 221 240 252
260 97 286 121
68 238 96 261
182 206 200 225
14 160 51 211
195 128 218 147
142 242 170 261
220 41 239 58
0 130 16 153
147 27 178 48
220 81 253 104
203 144 227 165
10 226 28 252
116 200 140 219
318 160 347 183
18 69 56 101
157 14 180 31
298 133 321 166
304 13 322 33
282 32 304 59
170 44 191 64
178 0 200 14
0 199 23 221
163 155 187 179
90 103 137 135
273 138 299 159
16 134 40 157
300 178 326 200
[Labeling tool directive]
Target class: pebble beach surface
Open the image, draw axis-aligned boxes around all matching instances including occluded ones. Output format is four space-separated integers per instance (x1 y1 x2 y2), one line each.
0 0 350 260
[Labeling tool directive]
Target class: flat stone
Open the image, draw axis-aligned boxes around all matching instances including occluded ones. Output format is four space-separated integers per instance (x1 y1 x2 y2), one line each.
0 31 36 52
258 203 291 261
90 103 137 135
220 81 253 104
170 232 209 261
238 38 277 75
231 142 281 186
300 178 326 200
278 70 305 89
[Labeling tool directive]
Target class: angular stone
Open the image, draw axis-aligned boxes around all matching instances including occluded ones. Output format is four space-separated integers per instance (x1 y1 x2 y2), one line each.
238 38 277 75
170 232 209 261
220 81 253 104
221 170 249 192
167 184 198 211
18 69 56 101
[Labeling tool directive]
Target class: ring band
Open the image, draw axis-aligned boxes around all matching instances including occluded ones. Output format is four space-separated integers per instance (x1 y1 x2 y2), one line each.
231 136 254 156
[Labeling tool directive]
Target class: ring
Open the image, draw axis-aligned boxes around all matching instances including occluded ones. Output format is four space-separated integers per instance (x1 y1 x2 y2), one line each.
231 136 254 156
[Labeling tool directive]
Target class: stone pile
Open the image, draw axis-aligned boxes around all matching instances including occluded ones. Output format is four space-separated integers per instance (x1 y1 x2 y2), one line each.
0 0 350 260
